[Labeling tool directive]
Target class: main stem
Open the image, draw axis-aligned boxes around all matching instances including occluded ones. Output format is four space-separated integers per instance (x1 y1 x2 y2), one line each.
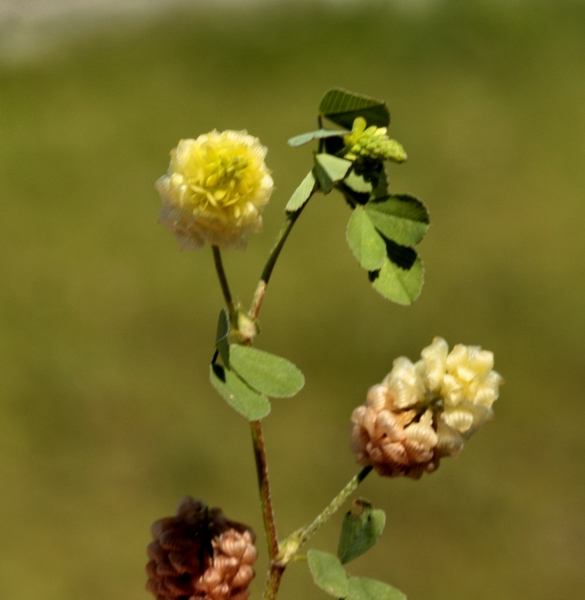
250 420 279 560
247 205 309 600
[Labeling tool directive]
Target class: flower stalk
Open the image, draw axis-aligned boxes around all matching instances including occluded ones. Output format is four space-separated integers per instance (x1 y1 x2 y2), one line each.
296 465 373 548
212 245 236 318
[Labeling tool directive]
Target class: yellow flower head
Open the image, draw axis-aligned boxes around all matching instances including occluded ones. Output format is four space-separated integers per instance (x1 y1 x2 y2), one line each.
156 130 274 250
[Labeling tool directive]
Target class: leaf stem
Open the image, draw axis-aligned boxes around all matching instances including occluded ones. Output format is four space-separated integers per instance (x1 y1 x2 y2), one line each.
212 245 235 316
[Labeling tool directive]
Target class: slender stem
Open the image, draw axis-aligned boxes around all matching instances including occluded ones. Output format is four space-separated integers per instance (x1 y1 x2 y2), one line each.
211 245 235 315
250 420 279 560
298 465 372 547
249 207 305 320
247 200 311 600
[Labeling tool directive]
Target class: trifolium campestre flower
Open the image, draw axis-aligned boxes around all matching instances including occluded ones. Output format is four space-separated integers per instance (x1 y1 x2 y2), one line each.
156 131 274 250
351 337 503 478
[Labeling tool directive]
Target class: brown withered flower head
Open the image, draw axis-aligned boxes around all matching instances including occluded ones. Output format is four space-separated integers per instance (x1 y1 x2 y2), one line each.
146 497 258 600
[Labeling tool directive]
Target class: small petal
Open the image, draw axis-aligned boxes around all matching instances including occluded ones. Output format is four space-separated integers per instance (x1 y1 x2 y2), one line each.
420 336 448 392
383 357 426 408
436 419 466 458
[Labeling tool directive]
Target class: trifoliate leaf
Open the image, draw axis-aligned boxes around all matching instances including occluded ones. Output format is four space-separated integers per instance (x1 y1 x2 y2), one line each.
215 307 230 367
370 256 424 305
347 208 386 271
319 88 390 129
346 577 407 600
338 499 386 564
288 129 349 148
286 171 316 212
307 550 349 598
365 195 429 246
229 345 305 398
209 363 271 421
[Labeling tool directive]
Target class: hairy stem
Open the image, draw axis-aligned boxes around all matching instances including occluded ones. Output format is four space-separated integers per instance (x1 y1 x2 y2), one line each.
298 465 373 547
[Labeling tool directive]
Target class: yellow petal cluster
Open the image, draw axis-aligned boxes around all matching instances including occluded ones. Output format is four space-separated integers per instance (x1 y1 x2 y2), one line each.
351 337 503 478
156 131 274 250
343 116 407 163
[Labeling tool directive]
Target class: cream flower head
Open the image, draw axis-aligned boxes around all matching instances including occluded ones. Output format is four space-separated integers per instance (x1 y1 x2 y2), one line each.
351 337 503 478
156 131 274 250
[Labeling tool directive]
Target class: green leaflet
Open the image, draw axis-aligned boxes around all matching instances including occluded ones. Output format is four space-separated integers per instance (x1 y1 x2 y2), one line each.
286 171 316 212
314 154 352 194
384 238 417 270
209 363 271 421
346 208 386 271
337 499 386 564
370 256 424 305
346 194 427 305
346 577 407 600
307 550 349 598
344 171 373 194
365 195 430 247
229 344 305 398
288 128 348 148
319 88 390 129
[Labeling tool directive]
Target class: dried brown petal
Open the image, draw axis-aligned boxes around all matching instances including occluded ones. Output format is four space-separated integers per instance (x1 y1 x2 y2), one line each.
351 388 439 478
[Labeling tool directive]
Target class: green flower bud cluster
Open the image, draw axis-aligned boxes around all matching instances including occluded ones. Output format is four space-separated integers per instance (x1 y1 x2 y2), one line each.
343 117 407 163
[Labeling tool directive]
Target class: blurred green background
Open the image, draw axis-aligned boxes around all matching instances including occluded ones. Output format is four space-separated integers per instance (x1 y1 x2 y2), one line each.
1 1 584 598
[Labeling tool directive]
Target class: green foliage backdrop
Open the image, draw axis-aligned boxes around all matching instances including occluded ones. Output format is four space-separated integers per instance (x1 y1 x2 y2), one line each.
1 1 584 599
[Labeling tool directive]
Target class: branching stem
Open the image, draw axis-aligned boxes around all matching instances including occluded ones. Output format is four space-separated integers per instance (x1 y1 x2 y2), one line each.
249 206 306 320
297 465 373 547
262 466 372 600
